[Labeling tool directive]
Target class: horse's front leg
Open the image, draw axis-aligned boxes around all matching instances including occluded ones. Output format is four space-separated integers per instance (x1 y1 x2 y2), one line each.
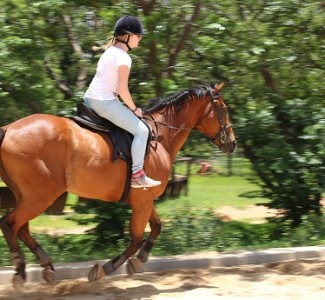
88 198 154 282
127 207 161 275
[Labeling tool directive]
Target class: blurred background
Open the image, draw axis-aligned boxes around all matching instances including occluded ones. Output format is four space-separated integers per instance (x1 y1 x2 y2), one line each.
0 0 324 264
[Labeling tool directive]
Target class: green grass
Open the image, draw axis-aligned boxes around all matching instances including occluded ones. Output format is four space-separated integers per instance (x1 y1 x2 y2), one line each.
156 174 269 216
29 214 95 234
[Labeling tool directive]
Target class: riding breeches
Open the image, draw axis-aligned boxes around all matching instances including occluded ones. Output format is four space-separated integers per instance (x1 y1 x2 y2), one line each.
84 97 149 173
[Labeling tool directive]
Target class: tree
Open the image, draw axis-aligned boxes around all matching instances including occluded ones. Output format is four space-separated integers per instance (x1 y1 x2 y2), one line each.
0 0 324 227
203 1 325 225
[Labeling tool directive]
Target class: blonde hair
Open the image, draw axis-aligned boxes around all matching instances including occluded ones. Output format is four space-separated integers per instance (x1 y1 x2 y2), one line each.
92 34 128 52
92 38 114 52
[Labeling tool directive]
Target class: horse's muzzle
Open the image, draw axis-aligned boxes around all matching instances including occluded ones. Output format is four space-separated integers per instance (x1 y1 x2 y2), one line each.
217 138 236 154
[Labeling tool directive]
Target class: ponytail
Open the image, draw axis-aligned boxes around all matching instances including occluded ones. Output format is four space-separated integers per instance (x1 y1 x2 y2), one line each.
92 37 115 52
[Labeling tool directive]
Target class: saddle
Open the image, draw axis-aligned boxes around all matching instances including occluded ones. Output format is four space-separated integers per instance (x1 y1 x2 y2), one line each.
70 102 152 202
71 102 151 163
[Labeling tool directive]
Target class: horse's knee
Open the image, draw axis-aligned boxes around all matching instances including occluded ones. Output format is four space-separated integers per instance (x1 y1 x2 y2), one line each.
155 220 162 235
150 218 162 238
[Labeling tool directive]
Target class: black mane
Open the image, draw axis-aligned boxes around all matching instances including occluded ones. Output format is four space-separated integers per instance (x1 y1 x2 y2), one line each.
144 85 213 113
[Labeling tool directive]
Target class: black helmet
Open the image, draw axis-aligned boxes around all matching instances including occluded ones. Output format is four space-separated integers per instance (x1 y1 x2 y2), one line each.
114 15 144 37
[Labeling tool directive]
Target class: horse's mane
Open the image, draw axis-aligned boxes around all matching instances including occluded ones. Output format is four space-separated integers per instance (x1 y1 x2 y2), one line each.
144 85 213 113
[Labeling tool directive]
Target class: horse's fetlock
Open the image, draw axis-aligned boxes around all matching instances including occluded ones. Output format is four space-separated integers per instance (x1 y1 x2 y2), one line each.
10 250 25 270
34 246 52 267
102 262 115 275
137 239 155 263
143 238 155 252
103 254 126 275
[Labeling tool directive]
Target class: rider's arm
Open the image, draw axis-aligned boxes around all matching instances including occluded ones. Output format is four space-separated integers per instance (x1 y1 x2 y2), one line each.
117 65 138 111
117 65 142 117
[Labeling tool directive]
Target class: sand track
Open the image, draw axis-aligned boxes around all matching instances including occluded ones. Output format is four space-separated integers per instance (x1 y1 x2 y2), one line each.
0 258 324 300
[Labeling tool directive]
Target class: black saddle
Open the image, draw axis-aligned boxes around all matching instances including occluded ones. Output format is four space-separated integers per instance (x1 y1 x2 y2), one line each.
71 102 151 163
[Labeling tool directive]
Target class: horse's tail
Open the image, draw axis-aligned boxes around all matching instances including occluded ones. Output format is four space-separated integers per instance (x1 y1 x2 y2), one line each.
0 127 8 216
0 127 6 147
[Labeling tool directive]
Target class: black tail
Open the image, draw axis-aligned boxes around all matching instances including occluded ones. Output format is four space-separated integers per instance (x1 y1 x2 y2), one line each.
0 128 5 146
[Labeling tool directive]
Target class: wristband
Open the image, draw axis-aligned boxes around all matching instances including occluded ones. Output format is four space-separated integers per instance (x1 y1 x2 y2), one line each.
131 107 137 112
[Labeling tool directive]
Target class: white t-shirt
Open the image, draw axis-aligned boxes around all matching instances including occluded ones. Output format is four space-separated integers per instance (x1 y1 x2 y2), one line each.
84 46 132 101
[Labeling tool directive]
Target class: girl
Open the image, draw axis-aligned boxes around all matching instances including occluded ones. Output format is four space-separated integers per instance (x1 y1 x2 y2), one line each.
84 15 161 189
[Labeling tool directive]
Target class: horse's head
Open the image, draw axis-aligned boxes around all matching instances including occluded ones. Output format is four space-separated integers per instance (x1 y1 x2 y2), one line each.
194 83 236 153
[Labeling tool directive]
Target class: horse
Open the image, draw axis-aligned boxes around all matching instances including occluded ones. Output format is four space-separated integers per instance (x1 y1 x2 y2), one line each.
0 83 236 289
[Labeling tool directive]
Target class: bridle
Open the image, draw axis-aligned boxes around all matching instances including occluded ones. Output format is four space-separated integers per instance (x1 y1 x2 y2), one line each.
207 89 233 145
143 89 233 145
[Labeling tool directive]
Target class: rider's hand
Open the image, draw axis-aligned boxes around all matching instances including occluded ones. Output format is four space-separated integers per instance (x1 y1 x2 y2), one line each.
133 107 143 118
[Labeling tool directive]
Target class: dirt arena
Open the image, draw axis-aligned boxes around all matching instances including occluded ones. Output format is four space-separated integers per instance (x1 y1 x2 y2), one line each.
0 258 324 300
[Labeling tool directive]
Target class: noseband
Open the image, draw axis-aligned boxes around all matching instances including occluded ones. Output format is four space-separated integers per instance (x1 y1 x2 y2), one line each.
207 90 233 145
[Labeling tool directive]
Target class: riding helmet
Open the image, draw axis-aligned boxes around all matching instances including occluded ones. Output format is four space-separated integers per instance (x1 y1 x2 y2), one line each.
114 15 145 37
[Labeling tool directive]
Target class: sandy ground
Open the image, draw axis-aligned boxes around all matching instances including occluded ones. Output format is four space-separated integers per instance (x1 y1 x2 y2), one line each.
215 205 278 222
0 258 324 300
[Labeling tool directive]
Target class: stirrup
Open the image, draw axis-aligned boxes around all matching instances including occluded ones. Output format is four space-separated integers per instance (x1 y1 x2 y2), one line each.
131 170 161 189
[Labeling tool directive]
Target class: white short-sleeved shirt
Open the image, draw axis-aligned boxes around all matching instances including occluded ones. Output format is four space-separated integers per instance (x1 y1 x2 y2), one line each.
84 46 132 101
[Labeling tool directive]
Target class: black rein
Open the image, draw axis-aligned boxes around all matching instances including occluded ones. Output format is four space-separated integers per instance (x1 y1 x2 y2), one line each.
142 89 232 145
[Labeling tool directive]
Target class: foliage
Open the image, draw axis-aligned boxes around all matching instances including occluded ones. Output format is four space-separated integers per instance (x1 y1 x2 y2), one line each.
215 1 325 225
72 200 131 245
154 208 325 255
0 0 324 226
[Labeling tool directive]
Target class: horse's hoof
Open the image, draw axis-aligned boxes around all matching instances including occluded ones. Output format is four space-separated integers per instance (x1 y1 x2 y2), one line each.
126 258 142 276
88 263 105 282
43 266 56 284
12 274 25 291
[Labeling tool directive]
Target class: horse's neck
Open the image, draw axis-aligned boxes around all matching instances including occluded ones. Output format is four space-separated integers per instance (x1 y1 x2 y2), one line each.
152 104 198 158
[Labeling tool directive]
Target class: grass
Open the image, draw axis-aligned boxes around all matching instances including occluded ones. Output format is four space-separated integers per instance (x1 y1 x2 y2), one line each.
156 174 269 216
29 214 95 234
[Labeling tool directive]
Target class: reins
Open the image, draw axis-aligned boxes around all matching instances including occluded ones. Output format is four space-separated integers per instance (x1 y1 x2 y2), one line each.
142 111 191 132
142 88 232 145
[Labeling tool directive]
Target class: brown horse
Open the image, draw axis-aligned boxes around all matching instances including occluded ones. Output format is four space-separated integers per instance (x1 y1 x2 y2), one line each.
0 83 235 289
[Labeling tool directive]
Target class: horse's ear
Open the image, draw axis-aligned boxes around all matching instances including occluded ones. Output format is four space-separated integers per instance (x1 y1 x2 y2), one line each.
215 82 225 92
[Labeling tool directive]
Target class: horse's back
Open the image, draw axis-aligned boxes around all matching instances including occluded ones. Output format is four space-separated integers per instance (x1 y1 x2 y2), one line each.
2 113 108 152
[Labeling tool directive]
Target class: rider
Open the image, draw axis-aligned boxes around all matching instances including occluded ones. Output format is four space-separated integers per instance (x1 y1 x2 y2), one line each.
84 15 161 189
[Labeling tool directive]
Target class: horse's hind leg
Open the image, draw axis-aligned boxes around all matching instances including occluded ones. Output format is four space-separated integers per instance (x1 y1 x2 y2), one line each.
0 214 27 290
0 196 57 288
18 223 55 284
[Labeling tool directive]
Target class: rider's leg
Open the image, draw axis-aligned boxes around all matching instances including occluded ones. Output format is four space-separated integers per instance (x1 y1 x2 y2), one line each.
84 98 161 188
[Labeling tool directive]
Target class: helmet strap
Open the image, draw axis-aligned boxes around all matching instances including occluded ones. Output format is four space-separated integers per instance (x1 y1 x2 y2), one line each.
115 35 132 51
